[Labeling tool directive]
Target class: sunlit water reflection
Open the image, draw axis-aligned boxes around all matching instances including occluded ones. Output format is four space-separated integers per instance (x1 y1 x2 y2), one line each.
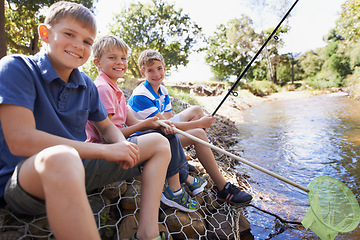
232 92 360 239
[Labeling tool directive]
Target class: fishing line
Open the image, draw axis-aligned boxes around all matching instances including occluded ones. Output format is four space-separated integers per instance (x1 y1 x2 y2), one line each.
212 0 300 116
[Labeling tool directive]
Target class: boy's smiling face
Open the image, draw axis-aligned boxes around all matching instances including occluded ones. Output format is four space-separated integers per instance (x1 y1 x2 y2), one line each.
141 60 166 91
39 17 96 81
94 47 128 82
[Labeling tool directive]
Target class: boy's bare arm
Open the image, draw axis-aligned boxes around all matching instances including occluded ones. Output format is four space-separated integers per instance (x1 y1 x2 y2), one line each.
155 112 215 131
0 104 139 168
121 110 157 137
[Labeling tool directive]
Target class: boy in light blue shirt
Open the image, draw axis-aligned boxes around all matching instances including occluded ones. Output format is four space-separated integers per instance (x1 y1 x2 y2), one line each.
129 49 253 206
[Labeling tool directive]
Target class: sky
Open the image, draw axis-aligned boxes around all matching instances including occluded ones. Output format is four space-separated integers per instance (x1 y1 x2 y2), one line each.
93 0 346 82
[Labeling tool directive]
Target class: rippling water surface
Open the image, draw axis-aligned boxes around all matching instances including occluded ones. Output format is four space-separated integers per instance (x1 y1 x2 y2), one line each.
232 93 360 239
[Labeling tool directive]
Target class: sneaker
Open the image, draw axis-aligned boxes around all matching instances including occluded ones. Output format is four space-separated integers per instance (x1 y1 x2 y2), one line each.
129 231 168 240
188 176 207 196
161 187 198 212
214 182 252 205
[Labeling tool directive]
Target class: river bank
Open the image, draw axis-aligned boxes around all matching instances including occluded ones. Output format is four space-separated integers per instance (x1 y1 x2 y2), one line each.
194 89 340 124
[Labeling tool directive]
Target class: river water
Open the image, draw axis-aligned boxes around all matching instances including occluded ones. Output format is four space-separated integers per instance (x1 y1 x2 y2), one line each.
232 92 360 239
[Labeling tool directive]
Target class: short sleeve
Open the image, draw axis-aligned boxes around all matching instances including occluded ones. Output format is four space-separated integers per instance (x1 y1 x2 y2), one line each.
0 55 37 110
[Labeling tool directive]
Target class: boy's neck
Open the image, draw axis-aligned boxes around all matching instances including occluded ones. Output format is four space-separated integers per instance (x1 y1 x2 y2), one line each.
149 82 160 95
101 71 118 84
47 54 72 83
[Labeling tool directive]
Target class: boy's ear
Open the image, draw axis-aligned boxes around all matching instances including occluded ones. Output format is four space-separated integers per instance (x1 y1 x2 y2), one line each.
140 69 146 77
93 58 100 68
38 24 49 43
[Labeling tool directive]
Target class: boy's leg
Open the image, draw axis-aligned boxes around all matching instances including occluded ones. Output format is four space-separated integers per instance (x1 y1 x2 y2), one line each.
177 129 253 205
12 145 100 240
176 105 205 122
177 129 227 190
135 133 171 240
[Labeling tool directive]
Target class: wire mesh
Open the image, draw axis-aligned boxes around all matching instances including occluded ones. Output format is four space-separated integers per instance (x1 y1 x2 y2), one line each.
0 158 251 240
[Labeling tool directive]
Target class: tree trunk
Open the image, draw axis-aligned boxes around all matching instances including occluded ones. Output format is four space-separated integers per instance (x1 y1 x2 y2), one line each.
291 61 294 84
0 0 6 59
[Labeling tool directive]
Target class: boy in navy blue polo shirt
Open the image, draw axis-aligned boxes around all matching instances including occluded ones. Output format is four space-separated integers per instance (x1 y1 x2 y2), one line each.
0 2 169 240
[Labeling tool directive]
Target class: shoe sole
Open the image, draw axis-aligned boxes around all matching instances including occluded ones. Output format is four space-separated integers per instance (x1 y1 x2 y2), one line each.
191 180 207 196
161 193 197 212
217 197 252 206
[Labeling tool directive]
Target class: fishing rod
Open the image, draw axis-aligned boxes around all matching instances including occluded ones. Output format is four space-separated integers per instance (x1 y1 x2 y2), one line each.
156 120 308 192
212 0 300 116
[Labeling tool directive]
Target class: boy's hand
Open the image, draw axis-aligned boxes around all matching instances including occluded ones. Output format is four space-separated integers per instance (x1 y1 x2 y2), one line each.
199 115 216 130
142 117 175 135
157 120 175 135
105 140 140 169
142 116 162 129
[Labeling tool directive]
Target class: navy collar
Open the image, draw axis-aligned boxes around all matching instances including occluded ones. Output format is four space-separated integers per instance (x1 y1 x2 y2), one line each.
35 52 87 89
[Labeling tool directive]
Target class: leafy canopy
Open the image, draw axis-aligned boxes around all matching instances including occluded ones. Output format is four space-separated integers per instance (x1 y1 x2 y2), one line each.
108 0 204 78
2 0 96 56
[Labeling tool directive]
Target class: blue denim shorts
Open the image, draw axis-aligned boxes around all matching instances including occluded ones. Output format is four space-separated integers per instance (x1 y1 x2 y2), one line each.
3 136 141 215
130 129 189 183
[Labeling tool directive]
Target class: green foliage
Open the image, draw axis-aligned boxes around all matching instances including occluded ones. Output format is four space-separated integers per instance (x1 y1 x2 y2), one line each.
335 0 360 43
298 50 324 79
205 12 289 83
324 42 338 58
252 65 268 81
81 55 98 80
344 67 360 99
5 3 42 55
244 80 280 96
3 0 96 56
205 23 249 82
304 71 342 89
346 41 360 68
166 87 198 106
205 16 260 82
327 54 352 79
109 0 203 78
277 63 292 83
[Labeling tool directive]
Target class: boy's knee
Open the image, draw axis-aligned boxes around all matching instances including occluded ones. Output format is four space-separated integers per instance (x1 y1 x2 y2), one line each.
35 145 84 179
192 105 204 116
155 135 171 159
192 128 207 138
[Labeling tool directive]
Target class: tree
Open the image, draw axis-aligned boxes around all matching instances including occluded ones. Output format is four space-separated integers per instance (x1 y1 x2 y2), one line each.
205 15 259 81
335 0 360 44
109 0 203 78
1 0 96 59
298 50 324 79
260 25 289 83
0 0 5 57
327 54 352 79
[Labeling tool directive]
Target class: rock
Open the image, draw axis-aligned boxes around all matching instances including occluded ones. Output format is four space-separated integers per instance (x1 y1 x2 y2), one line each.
206 210 235 239
117 214 139 239
117 213 172 240
0 229 25 239
120 180 141 210
28 216 51 236
101 181 127 201
202 192 221 212
159 209 205 238
192 83 214 96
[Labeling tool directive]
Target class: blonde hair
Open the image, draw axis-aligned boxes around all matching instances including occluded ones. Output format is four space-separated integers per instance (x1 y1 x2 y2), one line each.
45 1 96 34
92 35 131 59
138 49 165 71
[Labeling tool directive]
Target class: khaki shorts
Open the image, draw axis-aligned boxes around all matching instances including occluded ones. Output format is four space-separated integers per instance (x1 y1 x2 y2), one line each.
4 136 141 215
